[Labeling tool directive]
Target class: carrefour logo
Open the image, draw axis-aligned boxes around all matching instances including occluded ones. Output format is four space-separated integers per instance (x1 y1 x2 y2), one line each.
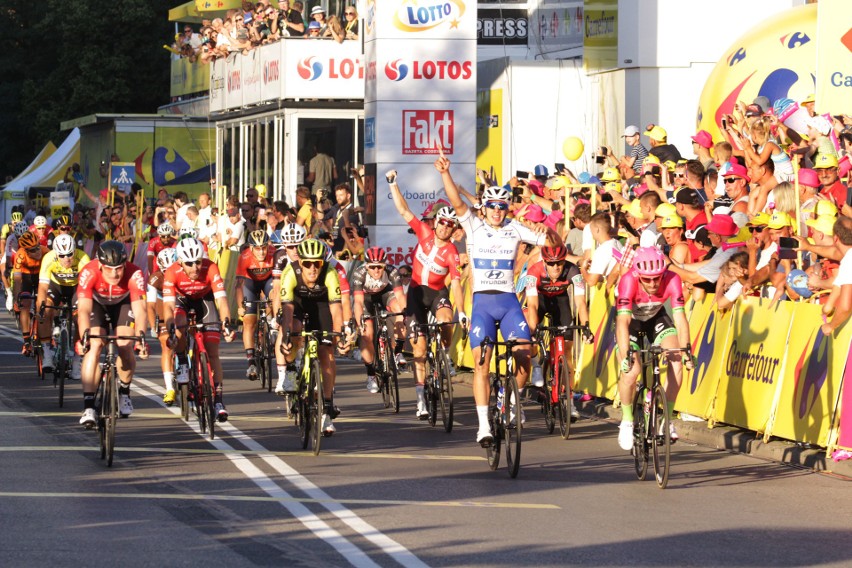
385 59 409 81
297 57 323 81
793 329 830 419
393 0 466 32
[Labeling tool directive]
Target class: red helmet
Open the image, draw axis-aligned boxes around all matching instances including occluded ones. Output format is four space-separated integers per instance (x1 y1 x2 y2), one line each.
365 246 387 264
541 245 567 263
633 246 667 277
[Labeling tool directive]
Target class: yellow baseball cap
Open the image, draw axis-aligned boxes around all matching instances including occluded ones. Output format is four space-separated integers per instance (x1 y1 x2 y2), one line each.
655 203 678 217
801 93 815 104
806 215 835 236
625 199 644 220
813 154 839 169
815 200 839 217
767 211 793 230
600 167 621 182
747 212 771 227
550 176 571 190
644 154 661 165
604 181 621 193
659 214 683 228
644 125 668 142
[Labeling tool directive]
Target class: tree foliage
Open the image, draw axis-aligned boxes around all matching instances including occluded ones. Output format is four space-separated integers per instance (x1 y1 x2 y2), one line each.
0 0 176 179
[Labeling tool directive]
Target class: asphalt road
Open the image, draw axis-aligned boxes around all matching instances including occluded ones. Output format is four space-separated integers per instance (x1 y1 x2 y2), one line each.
0 310 850 567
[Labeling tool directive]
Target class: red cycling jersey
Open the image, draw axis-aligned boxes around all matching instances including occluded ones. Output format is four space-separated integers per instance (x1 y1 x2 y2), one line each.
616 270 685 322
331 259 351 295
162 259 227 302
407 217 460 290
236 247 276 281
147 236 176 259
524 260 585 298
30 227 51 247
77 260 146 306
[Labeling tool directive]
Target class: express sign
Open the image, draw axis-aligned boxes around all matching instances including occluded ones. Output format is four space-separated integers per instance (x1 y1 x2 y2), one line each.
402 110 453 154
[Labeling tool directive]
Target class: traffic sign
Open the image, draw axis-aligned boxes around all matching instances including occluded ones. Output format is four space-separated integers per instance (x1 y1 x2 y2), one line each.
109 162 136 195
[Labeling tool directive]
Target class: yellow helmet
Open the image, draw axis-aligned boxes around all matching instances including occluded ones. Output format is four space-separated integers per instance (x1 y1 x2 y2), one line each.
297 238 325 260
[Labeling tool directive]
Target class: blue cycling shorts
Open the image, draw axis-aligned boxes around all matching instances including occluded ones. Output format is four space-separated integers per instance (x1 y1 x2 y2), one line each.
469 291 531 350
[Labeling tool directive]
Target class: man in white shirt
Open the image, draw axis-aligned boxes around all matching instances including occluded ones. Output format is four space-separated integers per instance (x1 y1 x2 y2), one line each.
174 192 193 229
822 216 852 335
197 193 213 229
219 206 246 251
581 212 623 288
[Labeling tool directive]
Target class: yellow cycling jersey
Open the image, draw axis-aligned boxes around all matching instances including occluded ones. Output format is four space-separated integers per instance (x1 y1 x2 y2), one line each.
0 223 11 240
38 249 91 287
280 262 342 303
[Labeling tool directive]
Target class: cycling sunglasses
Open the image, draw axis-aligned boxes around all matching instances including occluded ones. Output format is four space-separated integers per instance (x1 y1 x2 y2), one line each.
639 275 662 285
300 260 323 269
483 201 509 211
182 260 201 267
57 252 74 259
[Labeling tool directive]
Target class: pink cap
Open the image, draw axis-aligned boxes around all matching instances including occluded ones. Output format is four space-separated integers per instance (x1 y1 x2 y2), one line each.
100 188 109 200
543 210 564 231
797 168 819 188
522 204 546 223
527 179 545 197
839 155 852 179
719 162 750 182
705 214 739 237
691 130 713 149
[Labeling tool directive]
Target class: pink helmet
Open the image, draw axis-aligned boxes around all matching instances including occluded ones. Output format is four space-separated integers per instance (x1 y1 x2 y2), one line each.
633 246 667 277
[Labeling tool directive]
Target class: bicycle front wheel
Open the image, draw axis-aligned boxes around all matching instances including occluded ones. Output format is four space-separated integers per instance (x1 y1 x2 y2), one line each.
56 328 69 408
425 355 438 427
310 358 324 455
557 355 572 439
384 340 400 414
504 374 522 479
652 383 671 489
35 343 44 380
105 366 118 467
200 353 216 441
298 372 310 449
633 388 649 481
486 376 501 471
436 344 454 433
178 382 190 421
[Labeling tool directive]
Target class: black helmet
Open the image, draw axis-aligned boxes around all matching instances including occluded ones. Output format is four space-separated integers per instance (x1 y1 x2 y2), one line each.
97 240 128 267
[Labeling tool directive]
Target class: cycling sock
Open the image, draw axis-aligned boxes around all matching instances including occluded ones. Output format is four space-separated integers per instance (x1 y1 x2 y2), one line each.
668 404 675 421
83 393 95 409
118 382 131 395
365 362 375 376
476 405 490 431
415 384 425 404
622 401 634 423
163 372 175 391
277 365 287 377
245 348 254 361
394 339 404 354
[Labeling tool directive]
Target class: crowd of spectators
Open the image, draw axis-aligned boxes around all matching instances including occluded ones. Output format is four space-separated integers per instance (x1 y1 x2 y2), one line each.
172 1 359 64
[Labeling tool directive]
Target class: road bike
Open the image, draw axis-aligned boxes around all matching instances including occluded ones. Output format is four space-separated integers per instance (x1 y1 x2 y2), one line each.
414 321 458 432
479 331 533 479
630 337 691 489
363 309 404 414
283 324 344 455
40 302 75 408
534 323 591 439
83 324 146 467
243 298 276 393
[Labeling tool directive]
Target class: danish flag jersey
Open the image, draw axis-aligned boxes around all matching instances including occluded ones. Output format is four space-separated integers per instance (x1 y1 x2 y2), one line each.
408 217 460 290
162 259 227 302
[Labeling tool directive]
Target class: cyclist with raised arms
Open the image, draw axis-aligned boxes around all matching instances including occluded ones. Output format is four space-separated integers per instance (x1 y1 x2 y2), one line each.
76 241 149 427
163 238 235 422
36 234 90 375
524 244 592 419
236 229 277 380
436 156 562 446
12 231 48 354
387 170 464 418
147 222 177 274
147 248 179 404
615 246 693 450
279 238 354 435
353 247 408 394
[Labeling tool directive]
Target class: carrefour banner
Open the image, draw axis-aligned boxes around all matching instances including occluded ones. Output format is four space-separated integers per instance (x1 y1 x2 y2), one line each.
815 0 852 116
576 286 620 401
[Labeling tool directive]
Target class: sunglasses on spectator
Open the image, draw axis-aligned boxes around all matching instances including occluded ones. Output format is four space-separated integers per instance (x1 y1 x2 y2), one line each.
436 219 456 229
182 260 201 267
817 169 837 175
300 260 323 269
57 252 74 259
484 201 509 211
345 11 355 15
674 173 686 178
723 177 739 184
748 226 766 233
399 272 411 278
639 275 662 285
366 264 385 270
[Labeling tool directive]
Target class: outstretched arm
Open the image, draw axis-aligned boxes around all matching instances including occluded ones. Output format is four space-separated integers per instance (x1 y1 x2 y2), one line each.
387 170 414 223
434 156 469 218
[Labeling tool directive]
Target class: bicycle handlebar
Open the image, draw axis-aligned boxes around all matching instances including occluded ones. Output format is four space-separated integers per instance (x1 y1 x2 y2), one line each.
477 336 536 366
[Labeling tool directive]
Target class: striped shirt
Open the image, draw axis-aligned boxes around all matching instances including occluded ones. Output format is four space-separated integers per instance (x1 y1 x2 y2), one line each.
631 144 649 174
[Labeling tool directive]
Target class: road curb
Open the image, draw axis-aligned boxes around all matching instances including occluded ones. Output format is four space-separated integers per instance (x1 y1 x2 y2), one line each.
453 370 852 479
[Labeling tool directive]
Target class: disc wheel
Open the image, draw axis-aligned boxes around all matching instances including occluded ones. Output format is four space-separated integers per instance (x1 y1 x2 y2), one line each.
652 383 671 489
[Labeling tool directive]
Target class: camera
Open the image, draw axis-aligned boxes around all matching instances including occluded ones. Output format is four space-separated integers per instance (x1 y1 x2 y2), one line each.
512 187 523 204
593 153 606 165
599 146 608 156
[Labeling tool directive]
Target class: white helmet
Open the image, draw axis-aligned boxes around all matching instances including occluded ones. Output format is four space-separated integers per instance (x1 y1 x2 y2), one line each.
178 226 198 240
435 206 458 224
280 223 306 245
157 222 175 237
13 221 28 237
321 241 334 263
52 233 76 256
176 238 203 263
33 215 48 228
482 186 511 202
156 248 178 272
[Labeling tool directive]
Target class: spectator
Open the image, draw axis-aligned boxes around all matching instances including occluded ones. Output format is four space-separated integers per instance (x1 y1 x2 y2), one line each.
325 14 345 43
307 144 337 193
715 251 749 311
197 192 213 228
718 162 750 215
565 203 590 257
219 205 247 251
814 154 847 206
821 216 852 334
691 130 715 171
644 124 682 164
310 5 328 35
674 188 708 261
743 117 794 183
327 183 361 250
307 20 322 37
275 0 305 36
174 191 193 228
619 125 648 179
343 5 359 39
580 212 623 288
294 186 314 231
668 214 741 288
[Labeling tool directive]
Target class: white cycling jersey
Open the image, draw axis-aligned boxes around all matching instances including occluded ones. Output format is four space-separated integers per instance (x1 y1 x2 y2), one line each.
458 209 546 294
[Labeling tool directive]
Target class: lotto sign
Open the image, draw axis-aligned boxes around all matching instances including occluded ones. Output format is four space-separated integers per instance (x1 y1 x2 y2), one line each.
371 0 476 39
402 110 453 155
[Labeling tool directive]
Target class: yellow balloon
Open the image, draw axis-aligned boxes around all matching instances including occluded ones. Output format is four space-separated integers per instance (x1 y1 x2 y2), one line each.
562 137 584 161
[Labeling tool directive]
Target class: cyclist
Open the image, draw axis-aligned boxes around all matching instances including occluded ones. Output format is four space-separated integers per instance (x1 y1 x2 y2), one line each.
147 222 177 274
12 231 48 354
76 241 149 427
46 214 85 250
146 248 179 405
615 246 694 450
31 216 51 247
236 229 277 380
272 223 307 394
0 211 23 293
387 170 464 418
353 247 408 394
436 156 562 447
524 244 592 419
35 234 90 376
2 221 28 312
163 238 235 422
279 238 354 435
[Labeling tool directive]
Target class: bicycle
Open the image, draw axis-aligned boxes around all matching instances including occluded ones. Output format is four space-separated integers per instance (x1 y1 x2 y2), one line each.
170 310 231 440
40 302 75 408
363 309 404 414
18 294 43 379
630 338 691 489
83 324 146 467
414 321 458 432
534 323 591 439
283 324 344 455
478 332 534 479
243 298 276 393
